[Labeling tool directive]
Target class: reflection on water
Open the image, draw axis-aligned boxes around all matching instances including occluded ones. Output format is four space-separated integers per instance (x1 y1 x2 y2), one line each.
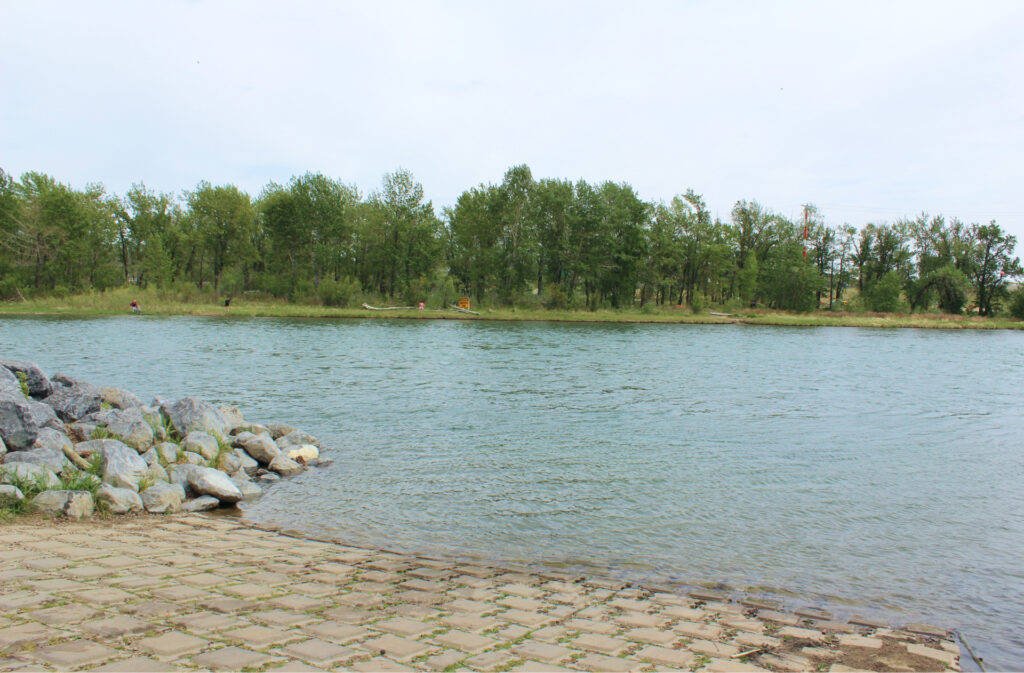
1 316 1022 668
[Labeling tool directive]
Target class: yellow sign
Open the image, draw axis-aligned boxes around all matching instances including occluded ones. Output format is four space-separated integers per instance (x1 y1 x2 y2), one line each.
458 297 471 309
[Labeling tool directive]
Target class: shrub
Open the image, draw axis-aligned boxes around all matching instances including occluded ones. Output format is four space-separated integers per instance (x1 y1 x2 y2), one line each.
1009 287 1024 319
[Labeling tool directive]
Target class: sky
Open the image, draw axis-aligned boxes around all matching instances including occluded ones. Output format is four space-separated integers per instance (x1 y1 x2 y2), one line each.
2 0 1023 242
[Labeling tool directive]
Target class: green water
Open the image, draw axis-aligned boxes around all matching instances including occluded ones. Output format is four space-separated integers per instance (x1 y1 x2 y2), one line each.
2 316 1021 668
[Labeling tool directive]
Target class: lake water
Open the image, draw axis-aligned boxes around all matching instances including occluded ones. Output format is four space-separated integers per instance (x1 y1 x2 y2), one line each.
1 315 1022 668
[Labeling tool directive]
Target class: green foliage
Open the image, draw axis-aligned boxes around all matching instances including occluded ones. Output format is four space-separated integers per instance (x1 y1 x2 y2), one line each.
0 164 1019 320
1009 287 1024 319
59 468 101 494
91 426 113 440
16 371 29 398
865 271 905 313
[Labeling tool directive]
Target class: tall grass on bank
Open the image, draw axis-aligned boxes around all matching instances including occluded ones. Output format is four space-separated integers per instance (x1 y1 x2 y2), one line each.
1 286 1021 330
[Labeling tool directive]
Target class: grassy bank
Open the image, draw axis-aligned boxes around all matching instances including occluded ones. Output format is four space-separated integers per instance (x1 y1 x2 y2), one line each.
1 287 1022 330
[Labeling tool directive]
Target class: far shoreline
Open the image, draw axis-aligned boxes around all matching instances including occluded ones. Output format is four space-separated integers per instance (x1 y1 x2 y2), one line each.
2 301 1022 331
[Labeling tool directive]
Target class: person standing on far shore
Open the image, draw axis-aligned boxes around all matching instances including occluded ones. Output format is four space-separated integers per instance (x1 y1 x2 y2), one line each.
130 300 140 313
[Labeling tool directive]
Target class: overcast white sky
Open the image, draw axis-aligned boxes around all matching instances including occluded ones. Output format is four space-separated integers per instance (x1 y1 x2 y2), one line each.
2 0 1023 242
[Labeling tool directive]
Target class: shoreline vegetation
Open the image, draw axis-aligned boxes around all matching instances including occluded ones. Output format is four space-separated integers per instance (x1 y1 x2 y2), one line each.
2 288 1022 330
3 165 1023 327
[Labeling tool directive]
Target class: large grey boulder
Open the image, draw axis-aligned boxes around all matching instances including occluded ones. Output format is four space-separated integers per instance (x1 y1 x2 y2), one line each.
0 435 6 460
31 490 94 519
185 466 243 503
0 359 52 398
182 495 220 512
44 376 103 422
0 389 44 446
81 408 154 452
140 482 184 513
2 447 68 474
145 463 169 484
266 423 297 440
139 406 166 441
99 440 149 491
230 477 262 501
164 398 227 439
234 449 259 476
230 422 270 436
0 366 21 396
32 427 73 453
238 432 280 464
182 431 219 461
97 483 144 514
182 451 206 465
97 386 142 410
0 484 24 500
0 462 60 489
269 454 305 477
152 442 180 465
277 430 319 449
218 405 244 433
215 451 241 474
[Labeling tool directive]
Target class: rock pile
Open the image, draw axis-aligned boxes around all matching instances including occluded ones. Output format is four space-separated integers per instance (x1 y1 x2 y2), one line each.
0 357 329 519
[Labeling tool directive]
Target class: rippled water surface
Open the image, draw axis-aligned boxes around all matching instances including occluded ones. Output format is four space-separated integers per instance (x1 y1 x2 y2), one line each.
2 316 1022 668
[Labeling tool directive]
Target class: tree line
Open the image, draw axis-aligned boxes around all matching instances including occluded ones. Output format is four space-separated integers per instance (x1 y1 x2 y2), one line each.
1 164 1021 317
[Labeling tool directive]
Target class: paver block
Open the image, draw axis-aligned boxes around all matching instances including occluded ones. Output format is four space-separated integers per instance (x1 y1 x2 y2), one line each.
370 617 435 638
251 609 318 628
574 652 645 672
435 629 500 654
0 590 58 609
28 603 102 625
362 634 434 661
662 606 708 621
615 612 665 628
719 616 765 633
609 598 651 612
838 634 883 649
624 627 676 646
906 643 958 667
572 632 632 656
531 625 569 642
674 621 724 640
351 656 415 671
392 589 445 605
498 595 544 611
169 611 243 633
706 658 769 672
686 638 741 658
179 573 230 587
136 631 210 658
447 598 494 613
777 626 826 643
704 601 745 615
393 604 441 620
512 640 574 663
268 594 329 611
566 618 619 635
500 609 555 627
191 645 277 670
224 625 303 648
323 606 375 624
423 650 466 671
29 638 118 668
443 612 501 633
500 583 544 598
758 610 801 626
201 596 259 613
735 633 782 649
123 600 181 618
89 655 179 671
282 638 366 667
636 645 696 667
80 615 151 638
335 592 385 608
849 615 889 629
306 621 371 644
463 650 516 671
0 622 63 650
